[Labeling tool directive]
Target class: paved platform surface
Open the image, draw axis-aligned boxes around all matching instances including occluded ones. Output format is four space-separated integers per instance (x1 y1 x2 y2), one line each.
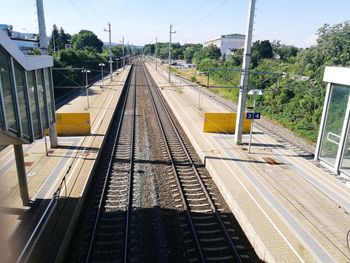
0 66 130 261
146 62 350 263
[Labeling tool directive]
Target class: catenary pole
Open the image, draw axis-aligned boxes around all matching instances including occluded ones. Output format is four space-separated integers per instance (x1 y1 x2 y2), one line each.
107 23 113 81
234 0 256 144
122 37 125 69
168 24 176 82
155 37 158 70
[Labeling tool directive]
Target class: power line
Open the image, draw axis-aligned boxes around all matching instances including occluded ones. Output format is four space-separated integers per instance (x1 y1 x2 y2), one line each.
177 0 212 26
179 0 229 32
82 0 108 23
68 0 103 29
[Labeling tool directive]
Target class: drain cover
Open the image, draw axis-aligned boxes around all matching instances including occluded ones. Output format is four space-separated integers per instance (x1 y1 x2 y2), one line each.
262 157 279 165
24 161 34 167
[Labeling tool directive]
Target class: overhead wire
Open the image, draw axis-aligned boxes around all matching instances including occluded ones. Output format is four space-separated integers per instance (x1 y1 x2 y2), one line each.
176 0 212 27
67 0 104 30
178 0 229 33
82 0 108 23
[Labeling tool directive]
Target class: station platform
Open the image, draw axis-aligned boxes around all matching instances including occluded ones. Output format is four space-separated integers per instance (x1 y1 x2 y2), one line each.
146 62 350 263
0 66 131 261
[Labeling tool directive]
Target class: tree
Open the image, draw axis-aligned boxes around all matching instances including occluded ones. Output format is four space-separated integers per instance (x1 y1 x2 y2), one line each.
184 46 195 62
192 49 206 65
227 49 243 67
111 45 123 58
58 27 70 50
204 44 221 60
49 24 59 53
71 30 104 52
253 40 273 59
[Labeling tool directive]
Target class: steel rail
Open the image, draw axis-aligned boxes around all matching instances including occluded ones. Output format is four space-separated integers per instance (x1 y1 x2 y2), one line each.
85 65 134 263
141 63 206 261
123 62 137 263
142 63 242 263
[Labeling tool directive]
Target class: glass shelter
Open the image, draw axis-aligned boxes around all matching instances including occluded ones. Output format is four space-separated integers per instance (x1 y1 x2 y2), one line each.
0 30 57 205
315 66 350 177
0 30 55 145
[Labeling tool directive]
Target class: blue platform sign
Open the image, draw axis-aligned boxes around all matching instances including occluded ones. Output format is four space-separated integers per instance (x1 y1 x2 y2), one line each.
246 112 261 119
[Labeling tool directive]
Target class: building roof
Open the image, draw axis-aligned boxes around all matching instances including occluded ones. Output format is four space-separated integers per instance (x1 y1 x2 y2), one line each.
204 33 245 44
0 30 52 70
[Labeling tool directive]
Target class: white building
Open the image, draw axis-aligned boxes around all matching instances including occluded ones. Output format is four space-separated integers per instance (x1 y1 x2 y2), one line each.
0 24 39 54
203 34 245 57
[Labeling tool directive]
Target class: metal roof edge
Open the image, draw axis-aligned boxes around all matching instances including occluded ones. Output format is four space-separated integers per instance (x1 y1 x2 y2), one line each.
0 30 53 70
323 66 350 86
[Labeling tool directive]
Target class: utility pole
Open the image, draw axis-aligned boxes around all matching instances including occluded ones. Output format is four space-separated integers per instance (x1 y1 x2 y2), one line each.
82 69 91 108
155 37 158 70
36 0 58 148
104 23 113 82
122 37 125 69
234 0 256 144
168 24 176 82
99 63 105 87
36 0 48 55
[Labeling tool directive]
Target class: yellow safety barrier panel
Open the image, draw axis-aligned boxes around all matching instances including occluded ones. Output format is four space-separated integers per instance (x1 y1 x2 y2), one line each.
203 112 251 133
56 113 91 136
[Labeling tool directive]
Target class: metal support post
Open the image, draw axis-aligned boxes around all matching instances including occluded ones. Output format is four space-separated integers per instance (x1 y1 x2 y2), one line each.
101 66 104 84
49 122 58 148
86 72 89 108
248 93 257 153
122 37 125 70
168 24 176 82
82 69 90 108
36 0 48 55
155 37 158 70
14 145 30 206
104 23 113 82
234 0 256 144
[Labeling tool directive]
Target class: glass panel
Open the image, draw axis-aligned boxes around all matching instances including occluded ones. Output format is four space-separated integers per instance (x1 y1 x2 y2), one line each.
0 48 17 131
340 120 350 174
36 69 48 128
43 68 54 122
14 61 31 138
27 70 41 138
320 84 350 166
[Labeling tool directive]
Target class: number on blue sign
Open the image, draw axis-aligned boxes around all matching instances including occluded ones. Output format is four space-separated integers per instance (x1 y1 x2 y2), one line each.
246 112 253 119
254 112 261 119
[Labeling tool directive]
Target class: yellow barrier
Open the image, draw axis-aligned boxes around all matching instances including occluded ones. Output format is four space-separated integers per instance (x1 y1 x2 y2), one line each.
203 112 251 133
56 113 91 136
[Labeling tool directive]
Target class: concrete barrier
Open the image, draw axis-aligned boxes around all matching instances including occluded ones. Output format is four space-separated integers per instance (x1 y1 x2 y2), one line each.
203 112 251 133
56 113 91 136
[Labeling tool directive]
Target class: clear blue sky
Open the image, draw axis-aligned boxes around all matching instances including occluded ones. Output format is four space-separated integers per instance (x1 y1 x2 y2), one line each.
1 0 350 47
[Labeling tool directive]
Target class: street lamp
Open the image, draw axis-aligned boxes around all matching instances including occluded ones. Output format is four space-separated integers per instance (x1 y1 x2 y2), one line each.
155 37 158 70
81 69 91 108
115 58 119 69
104 22 113 82
121 37 125 70
168 24 176 82
98 63 105 87
247 89 263 153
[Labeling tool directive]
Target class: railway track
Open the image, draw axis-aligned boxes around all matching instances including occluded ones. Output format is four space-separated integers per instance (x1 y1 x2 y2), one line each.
142 64 243 262
68 59 259 262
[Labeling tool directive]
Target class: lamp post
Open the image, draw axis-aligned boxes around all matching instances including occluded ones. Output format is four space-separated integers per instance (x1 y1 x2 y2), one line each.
81 69 91 108
121 37 125 70
155 37 158 70
104 22 113 82
168 24 176 82
99 63 105 87
115 58 119 70
247 89 263 153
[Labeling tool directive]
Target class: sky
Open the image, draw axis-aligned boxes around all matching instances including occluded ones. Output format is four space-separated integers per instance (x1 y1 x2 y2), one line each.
1 0 350 47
